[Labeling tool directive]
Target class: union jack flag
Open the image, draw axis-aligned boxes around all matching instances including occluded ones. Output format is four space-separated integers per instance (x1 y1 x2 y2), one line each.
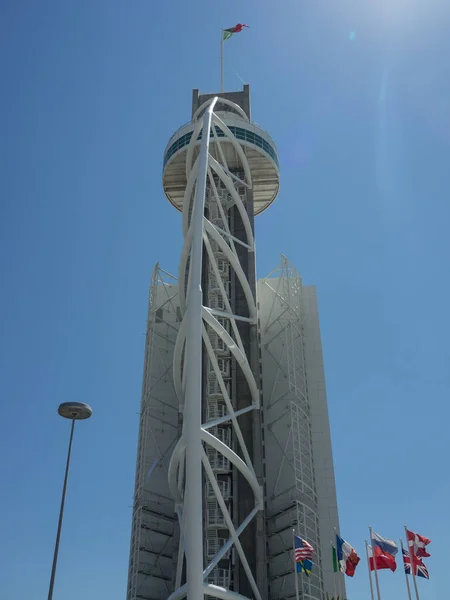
294 534 314 562
402 549 429 579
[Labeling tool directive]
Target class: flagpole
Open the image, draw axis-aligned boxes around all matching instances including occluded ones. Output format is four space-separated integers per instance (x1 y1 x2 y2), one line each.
292 529 300 600
405 526 420 600
220 29 224 92
334 528 343 600
330 541 338 600
369 528 382 600
365 541 375 600
400 539 413 600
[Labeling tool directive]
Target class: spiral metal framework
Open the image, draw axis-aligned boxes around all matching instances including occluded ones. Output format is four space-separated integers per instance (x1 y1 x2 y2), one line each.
166 97 263 600
127 88 345 600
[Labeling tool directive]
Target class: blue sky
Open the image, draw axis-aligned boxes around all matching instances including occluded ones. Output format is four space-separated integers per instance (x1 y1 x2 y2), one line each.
0 1 448 598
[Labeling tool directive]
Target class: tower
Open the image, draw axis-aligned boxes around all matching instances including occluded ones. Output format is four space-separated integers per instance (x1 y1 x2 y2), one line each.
126 86 344 600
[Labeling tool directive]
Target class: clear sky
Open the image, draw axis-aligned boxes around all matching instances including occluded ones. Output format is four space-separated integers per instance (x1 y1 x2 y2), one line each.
1 1 448 599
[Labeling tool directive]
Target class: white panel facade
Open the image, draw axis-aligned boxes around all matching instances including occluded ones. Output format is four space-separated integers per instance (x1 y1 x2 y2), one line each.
301 286 345 598
127 268 180 600
257 259 344 600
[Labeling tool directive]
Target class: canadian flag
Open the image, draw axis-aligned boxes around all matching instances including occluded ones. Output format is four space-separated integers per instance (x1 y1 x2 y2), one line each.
406 529 431 558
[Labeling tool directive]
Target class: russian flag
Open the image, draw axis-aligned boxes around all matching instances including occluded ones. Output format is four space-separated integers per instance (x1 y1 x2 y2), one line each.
368 545 397 572
371 530 398 556
336 534 360 577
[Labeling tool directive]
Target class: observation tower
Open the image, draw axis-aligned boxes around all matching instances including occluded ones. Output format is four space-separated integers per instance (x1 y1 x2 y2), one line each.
127 85 344 600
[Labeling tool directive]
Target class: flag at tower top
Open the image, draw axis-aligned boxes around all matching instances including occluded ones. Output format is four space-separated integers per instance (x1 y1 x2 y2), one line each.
223 24 249 41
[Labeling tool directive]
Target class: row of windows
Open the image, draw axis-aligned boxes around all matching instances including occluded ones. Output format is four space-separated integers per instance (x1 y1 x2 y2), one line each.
163 125 279 168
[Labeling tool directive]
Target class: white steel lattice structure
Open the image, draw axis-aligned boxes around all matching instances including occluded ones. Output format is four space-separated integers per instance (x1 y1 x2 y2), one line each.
167 96 264 600
127 85 344 600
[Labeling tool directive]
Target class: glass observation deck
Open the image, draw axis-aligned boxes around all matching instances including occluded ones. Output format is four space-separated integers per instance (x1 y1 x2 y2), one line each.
162 114 280 216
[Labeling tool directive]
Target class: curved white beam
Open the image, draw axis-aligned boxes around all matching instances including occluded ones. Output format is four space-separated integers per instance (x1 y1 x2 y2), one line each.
167 436 185 505
168 507 260 600
202 449 262 600
208 154 254 249
193 97 249 123
182 155 199 238
180 96 218 600
201 326 255 471
202 308 259 406
169 96 263 600
185 120 203 180
203 220 256 320
211 113 253 187
172 315 187 408
202 506 260 580
201 428 262 506
203 234 245 355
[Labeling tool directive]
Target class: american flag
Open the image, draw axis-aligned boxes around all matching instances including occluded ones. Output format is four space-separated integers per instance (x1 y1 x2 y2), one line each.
294 534 314 562
402 549 430 579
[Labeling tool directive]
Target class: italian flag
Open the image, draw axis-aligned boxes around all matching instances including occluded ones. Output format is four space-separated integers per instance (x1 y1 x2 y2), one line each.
223 23 249 41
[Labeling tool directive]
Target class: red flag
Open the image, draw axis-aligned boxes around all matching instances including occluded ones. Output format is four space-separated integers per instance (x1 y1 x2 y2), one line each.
231 23 248 33
369 545 397 572
223 24 249 41
406 529 431 558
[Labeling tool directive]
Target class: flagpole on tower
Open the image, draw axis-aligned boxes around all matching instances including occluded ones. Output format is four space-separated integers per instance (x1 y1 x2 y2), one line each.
292 529 300 600
400 539 413 600
404 526 420 600
220 29 224 92
365 541 375 600
369 528 382 600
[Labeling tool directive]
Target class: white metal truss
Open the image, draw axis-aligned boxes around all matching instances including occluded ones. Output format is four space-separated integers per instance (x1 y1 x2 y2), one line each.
127 264 180 600
260 256 323 600
167 97 263 600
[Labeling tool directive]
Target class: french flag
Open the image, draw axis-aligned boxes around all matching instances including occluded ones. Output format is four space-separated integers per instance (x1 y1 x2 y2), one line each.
336 534 360 577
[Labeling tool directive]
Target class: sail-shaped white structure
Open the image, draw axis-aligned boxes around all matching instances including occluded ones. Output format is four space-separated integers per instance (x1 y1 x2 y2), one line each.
126 86 344 600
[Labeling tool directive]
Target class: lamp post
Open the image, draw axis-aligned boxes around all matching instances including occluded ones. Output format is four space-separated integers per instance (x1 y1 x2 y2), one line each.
47 402 92 600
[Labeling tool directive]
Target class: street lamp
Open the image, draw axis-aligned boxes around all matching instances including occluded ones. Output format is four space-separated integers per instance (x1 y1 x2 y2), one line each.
47 401 92 600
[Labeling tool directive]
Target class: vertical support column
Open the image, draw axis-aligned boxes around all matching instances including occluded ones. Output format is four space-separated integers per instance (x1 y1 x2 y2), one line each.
183 97 218 600
169 96 263 600
220 31 224 92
